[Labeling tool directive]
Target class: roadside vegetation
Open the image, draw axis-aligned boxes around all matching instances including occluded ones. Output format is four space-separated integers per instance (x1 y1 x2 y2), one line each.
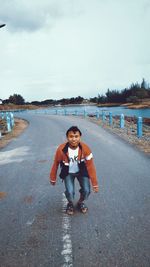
0 78 150 110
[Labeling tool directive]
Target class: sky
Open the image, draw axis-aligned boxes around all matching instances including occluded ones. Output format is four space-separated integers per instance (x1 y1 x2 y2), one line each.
0 0 150 102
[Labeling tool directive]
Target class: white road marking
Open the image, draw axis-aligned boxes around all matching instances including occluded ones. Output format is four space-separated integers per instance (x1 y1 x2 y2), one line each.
61 193 73 267
0 146 30 165
26 218 35 226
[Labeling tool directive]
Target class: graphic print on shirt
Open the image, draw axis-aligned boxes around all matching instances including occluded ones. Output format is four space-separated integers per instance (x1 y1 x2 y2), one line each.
69 155 78 163
68 147 79 173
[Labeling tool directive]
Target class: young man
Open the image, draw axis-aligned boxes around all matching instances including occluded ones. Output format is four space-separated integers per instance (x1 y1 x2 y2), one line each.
50 126 99 215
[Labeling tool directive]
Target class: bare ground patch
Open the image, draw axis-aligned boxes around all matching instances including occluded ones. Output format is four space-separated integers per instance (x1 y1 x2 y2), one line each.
87 116 150 155
0 118 28 149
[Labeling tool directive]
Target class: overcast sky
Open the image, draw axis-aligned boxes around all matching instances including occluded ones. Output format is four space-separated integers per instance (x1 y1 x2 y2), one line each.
0 0 150 102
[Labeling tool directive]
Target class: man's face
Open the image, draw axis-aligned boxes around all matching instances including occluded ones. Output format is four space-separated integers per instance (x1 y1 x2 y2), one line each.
67 131 81 149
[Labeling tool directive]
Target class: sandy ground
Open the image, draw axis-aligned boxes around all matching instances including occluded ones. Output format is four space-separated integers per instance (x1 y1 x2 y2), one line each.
0 118 28 149
87 116 150 155
0 116 150 156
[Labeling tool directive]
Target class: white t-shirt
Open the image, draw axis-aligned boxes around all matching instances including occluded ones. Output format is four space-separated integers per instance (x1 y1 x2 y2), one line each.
68 147 79 173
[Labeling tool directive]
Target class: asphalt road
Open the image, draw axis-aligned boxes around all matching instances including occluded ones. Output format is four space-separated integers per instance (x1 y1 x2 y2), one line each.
0 113 150 267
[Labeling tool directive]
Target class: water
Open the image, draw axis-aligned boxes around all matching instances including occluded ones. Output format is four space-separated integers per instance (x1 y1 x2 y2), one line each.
44 105 150 118
1 104 150 118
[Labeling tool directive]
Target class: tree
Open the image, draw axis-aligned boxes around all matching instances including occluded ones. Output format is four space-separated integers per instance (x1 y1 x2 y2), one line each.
141 78 147 89
75 96 84 104
89 97 98 103
8 94 25 105
97 94 107 104
126 96 139 103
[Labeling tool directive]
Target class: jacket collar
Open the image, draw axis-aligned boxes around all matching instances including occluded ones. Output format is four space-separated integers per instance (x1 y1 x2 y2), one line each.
62 142 82 155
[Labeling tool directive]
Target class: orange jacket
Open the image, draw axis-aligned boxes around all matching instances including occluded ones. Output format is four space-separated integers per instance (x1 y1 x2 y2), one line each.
50 142 98 188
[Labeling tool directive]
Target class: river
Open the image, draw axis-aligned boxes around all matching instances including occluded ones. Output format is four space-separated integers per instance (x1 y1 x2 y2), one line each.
46 105 150 118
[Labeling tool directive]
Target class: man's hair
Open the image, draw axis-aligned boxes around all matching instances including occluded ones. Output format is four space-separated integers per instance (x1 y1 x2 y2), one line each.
66 126 82 136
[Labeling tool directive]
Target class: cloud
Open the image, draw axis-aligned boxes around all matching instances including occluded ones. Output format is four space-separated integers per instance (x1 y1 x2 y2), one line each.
0 0 149 33
0 0 150 101
0 0 79 32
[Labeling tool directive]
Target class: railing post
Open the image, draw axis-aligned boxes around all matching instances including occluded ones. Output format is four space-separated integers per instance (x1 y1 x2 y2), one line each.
109 112 113 126
120 114 124 128
96 111 99 119
10 112 14 128
102 111 105 122
1 112 4 119
84 110 87 117
137 117 142 138
75 110 78 116
6 115 11 132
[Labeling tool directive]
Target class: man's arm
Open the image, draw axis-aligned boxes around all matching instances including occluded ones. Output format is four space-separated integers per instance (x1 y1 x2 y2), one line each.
83 143 99 192
49 147 61 185
86 157 99 192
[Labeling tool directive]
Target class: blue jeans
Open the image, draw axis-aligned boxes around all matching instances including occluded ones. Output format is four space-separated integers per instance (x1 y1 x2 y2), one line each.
64 173 91 202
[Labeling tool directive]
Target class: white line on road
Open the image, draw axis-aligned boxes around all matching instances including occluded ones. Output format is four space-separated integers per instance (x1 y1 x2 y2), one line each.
0 146 30 165
61 193 73 267
26 218 35 226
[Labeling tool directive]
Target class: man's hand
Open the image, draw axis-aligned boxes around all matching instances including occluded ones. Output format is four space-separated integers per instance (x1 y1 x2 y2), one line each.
50 181 56 186
93 186 99 193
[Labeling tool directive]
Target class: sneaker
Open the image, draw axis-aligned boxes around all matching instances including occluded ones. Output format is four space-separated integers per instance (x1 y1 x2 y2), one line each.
66 202 74 215
77 202 88 214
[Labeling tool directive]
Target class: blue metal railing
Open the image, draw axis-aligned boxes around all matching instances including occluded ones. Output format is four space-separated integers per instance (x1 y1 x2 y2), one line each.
0 112 15 137
29 108 144 138
0 108 145 139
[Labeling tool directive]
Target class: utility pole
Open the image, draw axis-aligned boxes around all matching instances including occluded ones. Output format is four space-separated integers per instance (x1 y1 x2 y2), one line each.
0 24 6 28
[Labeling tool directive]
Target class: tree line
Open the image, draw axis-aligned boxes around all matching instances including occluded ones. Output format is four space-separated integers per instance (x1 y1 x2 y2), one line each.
2 78 150 106
90 78 150 104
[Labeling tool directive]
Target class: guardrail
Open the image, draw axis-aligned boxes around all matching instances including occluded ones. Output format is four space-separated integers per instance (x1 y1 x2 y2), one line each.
0 112 15 138
95 111 143 138
1 108 149 140
31 108 148 139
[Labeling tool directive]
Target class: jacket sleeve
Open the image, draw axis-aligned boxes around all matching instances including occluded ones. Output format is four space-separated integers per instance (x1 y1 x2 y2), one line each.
84 145 99 188
50 147 61 183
